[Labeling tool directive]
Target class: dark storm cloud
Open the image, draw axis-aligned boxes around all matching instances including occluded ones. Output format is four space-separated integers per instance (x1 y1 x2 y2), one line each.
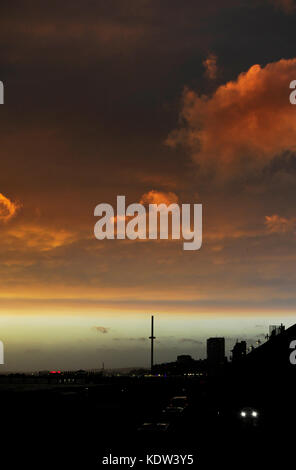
269 0 295 12
1 0 295 196
1 0 296 325
1 0 286 130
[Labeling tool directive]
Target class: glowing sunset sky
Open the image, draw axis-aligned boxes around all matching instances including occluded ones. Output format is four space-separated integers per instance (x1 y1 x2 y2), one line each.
1 0 296 370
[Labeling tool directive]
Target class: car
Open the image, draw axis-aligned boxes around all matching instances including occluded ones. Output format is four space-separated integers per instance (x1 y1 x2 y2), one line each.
162 396 189 417
238 407 260 427
162 406 185 417
169 396 189 408
137 422 171 433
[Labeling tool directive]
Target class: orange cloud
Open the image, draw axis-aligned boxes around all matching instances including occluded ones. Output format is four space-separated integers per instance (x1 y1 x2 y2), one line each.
167 58 296 178
203 53 218 80
140 190 179 206
265 214 296 233
0 193 20 222
111 191 179 234
6 224 77 251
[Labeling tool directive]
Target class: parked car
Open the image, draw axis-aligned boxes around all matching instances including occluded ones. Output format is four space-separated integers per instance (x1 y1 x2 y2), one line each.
169 396 189 408
162 396 189 417
137 421 171 433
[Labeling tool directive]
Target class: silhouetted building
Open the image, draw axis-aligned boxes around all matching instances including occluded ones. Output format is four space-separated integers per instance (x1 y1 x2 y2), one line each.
228 322 295 409
269 324 285 338
231 340 246 363
177 355 193 363
153 357 206 376
207 337 225 367
207 338 226 377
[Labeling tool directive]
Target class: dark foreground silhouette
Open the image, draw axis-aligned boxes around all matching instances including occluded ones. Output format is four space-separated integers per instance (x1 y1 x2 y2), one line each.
0 370 294 469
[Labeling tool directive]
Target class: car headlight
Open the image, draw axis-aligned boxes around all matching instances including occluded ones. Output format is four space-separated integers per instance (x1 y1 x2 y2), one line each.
251 411 258 417
240 411 246 417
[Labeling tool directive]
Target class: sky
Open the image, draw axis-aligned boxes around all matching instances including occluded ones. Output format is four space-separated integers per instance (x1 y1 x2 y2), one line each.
1 0 296 371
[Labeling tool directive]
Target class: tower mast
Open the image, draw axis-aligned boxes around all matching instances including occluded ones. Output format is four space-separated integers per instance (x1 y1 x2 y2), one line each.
149 315 156 372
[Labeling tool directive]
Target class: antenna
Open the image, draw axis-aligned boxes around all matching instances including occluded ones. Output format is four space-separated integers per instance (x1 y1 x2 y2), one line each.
149 315 156 372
